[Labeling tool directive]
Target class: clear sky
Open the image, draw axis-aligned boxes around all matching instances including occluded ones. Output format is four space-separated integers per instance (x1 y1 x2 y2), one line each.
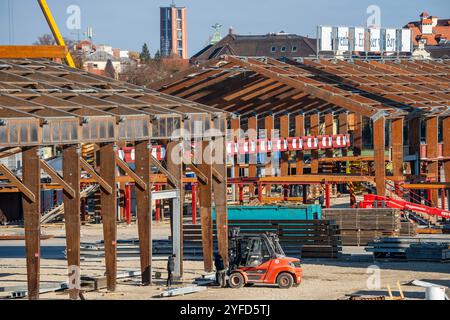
1 0 449 56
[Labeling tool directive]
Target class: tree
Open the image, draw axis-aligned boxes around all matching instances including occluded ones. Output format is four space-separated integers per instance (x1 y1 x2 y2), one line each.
34 34 83 69
154 50 161 60
140 43 151 63
104 59 116 79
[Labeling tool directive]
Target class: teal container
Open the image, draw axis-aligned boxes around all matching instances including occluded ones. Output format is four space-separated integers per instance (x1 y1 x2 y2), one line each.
212 205 321 221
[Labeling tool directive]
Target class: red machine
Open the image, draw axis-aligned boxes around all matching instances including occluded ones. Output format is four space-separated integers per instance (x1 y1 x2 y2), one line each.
227 228 302 289
360 194 450 219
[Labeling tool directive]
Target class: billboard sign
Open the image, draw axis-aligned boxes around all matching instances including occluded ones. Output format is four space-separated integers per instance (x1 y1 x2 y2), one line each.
384 28 397 52
400 29 412 52
368 28 381 52
337 27 350 51
319 26 333 51
352 27 366 52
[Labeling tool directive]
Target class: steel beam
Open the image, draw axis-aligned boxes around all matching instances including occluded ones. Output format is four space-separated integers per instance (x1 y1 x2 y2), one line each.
99 143 117 291
135 140 152 285
62 145 81 299
22 147 41 300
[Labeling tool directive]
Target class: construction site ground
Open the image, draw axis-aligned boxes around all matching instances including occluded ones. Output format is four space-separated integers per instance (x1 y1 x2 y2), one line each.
1 215 449 300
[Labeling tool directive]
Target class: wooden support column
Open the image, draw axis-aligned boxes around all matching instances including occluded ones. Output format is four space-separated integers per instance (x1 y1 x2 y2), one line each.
373 117 386 196
353 114 363 156
392 118 404 178
166 141 184 275
310 113 319 174
426 116 439 206
339 113 348 157
248 116 258 196
231 117 240 201
408 118 421 176
198 141 213 272
295 115 305 175
325 113 334 158
264 115 274 177
99 143 117 291
280 114 290 176
212 135 228 265
22 147 41 300
135 141 152 285
62 145 81 299
443 117 450 209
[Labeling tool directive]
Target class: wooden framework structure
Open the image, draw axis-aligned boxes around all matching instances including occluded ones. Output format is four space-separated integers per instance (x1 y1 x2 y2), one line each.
150 55 450 203
0 58 229 299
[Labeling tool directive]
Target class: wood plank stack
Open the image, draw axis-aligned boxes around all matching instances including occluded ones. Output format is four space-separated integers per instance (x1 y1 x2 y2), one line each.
400 221 417 236
323 208 401 246
184 219 342 259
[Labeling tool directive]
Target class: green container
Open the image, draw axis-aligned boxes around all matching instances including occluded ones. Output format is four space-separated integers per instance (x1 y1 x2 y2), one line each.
212 204 321 221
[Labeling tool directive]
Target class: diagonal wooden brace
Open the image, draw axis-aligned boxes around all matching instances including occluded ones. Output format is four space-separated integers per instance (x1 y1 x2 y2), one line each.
0 164 36 202
116 156 147 191
212 167 225 184
79 157 113 195
186 163 209 185
149 155 180 189
40 159 76 198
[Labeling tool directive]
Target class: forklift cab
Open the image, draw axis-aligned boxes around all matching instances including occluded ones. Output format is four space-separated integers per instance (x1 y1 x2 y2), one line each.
228 228 302 289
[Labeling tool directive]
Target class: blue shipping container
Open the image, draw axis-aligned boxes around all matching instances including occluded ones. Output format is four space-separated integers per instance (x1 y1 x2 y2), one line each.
212 205 321 221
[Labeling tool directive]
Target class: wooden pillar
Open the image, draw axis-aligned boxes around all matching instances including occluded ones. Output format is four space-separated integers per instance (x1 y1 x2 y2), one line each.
166 141 184 275
231 117 240 201
373 118 386 196
280 114 290 176
443 117 450 207
426 116 439 206
213 135 228 265
392 118 404 178
99 143 117 291
339 113 348 157
310 113 319 174
408 118 421 176
135 140 152 285
353 114 363 156
22 147 41 300
295 115 304 175
62 145 81 299
264 115 274 177
248 116 257 195
198 141 213 272
325 113 334 158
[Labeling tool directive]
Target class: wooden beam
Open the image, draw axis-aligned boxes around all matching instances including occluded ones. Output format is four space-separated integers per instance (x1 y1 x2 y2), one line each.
116 156 147 191
40 159 76 198
0 164 35 202
212 136 228 266
324 113 334 158
264 115 274 177
280 114 290 176
426 116 439 206
79 158 113 195
22 147 41 300
99 143 117 291
374 117 386 196
310 113 320 174
408 118 421 176
62 145 80 300
295 114 305 175
391 118 404 178
187 164 209 185
258 175 375 183
198 141 213 272
339 113 349 157
248 116 258 195
0 45 67 59
135 141 152 285
149 155 180 189
353 114 363 156
231 117 240 201
444 117 450 187
212 167 225 184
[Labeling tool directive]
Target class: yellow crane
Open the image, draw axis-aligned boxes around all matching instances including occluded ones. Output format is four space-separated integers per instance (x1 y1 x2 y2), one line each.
37 0 76 67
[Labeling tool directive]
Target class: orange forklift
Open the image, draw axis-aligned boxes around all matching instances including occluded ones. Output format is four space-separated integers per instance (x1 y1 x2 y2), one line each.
227 228 303 289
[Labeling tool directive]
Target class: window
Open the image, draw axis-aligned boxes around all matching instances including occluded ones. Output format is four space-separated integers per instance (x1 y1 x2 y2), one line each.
292 46 298 52
281 46 287 52
271 46 276 52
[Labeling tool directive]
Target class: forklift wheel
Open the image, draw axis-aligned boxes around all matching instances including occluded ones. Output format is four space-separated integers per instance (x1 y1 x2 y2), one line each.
228 272 245 289
277 273 294 289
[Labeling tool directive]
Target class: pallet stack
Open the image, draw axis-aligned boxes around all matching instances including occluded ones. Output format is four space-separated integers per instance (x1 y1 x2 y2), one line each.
184 219 342 259
400 220 417 236
323 208 401 246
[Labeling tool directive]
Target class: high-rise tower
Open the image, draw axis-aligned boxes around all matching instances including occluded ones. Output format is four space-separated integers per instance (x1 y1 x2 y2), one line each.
160 3 188 59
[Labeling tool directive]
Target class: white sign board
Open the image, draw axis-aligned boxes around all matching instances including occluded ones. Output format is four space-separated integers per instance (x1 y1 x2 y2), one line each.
320 26 333 51
337 27 350 51
369 28 381 52
384 28 397 52
353 27 366 52
400 29 412 52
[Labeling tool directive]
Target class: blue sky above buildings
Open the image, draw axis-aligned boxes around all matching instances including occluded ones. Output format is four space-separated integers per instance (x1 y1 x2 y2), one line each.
1 0 449 56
